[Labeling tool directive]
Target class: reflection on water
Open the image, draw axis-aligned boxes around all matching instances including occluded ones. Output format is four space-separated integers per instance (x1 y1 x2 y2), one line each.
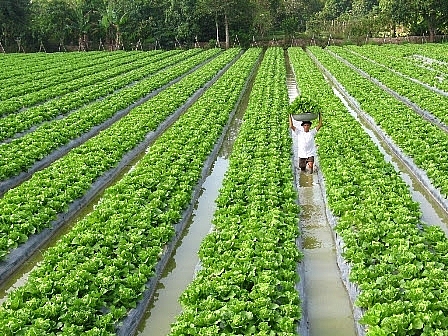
297 170 356 336
300 205 325 223
302 235 322 249
219 116 243 159
0 261 37 305
299 171 314 187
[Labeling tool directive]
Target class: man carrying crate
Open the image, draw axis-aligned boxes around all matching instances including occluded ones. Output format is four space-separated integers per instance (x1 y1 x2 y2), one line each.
289 112 322 173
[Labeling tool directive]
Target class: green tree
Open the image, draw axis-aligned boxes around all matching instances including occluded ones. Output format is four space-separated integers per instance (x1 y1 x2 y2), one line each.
196 0 254 48
284 0 323 32
0 0 30 50
164 0 198 47
120 0 172 49
196 0 228 47
30 0 70 50
97 0 129 49
352 0 378 16
379 0 414 36
227 0 255 47
268 0 286 28
415 0 448 41
252 0 273 40
319 0 352 20
65 0 95 50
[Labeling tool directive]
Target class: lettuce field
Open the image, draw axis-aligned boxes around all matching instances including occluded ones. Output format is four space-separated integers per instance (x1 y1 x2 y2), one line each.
1 43 448 335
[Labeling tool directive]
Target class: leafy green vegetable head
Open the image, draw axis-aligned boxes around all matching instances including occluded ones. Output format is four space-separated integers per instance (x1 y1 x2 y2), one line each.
288 95 322 115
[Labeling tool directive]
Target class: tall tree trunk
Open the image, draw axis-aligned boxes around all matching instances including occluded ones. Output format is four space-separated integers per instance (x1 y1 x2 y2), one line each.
429 26 435 42
427 12 436 43
224 12 229 49
215 12 220 47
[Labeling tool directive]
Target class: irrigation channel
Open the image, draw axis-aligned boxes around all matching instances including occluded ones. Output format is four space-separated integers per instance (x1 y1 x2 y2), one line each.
132 58 251 335
133 100 242 336
287 57 357 336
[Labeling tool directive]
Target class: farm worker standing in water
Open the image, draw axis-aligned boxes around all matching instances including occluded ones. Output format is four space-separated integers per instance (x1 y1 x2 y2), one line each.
289 112 322 173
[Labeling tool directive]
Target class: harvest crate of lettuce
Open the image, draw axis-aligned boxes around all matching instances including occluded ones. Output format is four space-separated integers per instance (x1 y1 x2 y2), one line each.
289 95 321 121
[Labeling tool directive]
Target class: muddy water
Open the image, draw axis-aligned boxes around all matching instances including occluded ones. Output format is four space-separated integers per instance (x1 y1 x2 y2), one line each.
0 254 40 306
135 157 228 335
333 88 448 233
298 172 357 336
287 63 357 334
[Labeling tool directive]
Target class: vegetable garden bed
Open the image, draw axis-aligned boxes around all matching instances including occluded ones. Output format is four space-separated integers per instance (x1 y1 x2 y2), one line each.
1 43 448 336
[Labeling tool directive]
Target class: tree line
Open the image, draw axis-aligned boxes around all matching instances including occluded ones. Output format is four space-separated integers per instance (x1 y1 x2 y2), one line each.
1 0 447 52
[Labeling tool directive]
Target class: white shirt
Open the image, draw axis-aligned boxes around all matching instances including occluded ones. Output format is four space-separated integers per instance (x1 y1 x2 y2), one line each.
293 127 317 158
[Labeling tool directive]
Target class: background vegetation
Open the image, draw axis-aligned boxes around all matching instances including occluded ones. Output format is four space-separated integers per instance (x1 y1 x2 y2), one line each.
1 0 447 52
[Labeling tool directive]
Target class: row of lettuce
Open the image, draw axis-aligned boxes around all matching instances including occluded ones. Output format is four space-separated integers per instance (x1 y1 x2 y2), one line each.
308 46 448 199
289 46 448 335
0 48 231 262
168 47 302 335
0 51 153 115
0 51 119 85
0 50 183 140
0 48 262 334
339 43 448 92
326 45 448 125
0 49 215 182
